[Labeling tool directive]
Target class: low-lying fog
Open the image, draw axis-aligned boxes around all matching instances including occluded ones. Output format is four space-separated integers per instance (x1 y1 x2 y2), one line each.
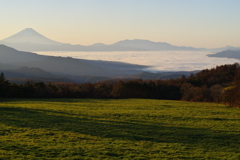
36 51 239 72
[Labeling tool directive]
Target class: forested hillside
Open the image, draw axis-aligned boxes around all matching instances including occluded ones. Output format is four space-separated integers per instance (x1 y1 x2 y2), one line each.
0 63 240 107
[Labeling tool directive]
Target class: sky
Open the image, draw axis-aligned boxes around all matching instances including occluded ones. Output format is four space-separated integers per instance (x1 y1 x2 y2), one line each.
0 0 240 48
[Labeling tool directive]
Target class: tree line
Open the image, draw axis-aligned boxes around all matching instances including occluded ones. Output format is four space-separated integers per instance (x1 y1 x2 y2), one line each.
0 63 240 107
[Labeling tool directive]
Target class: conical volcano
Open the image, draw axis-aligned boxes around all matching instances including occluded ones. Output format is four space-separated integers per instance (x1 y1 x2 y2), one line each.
2 28 61 45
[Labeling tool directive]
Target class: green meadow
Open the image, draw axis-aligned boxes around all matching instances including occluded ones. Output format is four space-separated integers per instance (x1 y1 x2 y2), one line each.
0 99 240 159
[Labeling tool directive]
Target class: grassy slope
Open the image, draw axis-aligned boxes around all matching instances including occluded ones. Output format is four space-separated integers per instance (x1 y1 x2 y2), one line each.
0 99 240 159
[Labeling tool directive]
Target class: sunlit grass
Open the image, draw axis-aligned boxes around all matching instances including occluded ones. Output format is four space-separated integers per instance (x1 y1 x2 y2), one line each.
0 99 240 159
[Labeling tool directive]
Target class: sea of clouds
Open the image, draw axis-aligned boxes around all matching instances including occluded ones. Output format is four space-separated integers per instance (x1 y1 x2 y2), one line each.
36 51 239 72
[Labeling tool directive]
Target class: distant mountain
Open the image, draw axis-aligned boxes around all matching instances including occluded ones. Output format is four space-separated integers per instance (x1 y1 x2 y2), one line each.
6 66 58 78
13 56 115 77
1 66 71 83
110 39 198 51
0 28 78 52
0 45 148 82
203 46 240 52
90 43 107 47
207 50 240 59
0 44 45 63
2 28 61 45
1 28 202 52
215 46 240 51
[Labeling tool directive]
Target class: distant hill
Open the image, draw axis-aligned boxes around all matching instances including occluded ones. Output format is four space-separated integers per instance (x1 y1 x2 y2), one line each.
6 66 56 78
0 45 149 83
201 46 240 52
1 66 71 84
207 50 240 59
13 56 115 77
1 28 202 52
0 44 45 63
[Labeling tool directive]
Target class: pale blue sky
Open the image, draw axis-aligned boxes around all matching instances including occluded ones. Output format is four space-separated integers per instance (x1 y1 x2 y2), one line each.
0 0 240 48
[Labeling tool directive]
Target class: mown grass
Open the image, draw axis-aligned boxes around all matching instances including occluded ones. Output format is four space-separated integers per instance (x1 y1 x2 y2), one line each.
0 99 240 159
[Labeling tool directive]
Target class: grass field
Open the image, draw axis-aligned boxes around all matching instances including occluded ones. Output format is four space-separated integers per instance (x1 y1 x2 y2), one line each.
0 99 240 159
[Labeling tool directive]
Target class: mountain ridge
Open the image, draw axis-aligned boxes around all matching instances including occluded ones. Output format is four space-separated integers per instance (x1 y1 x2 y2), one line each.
0 44 149 83
0 28 203 52
207 49 240 59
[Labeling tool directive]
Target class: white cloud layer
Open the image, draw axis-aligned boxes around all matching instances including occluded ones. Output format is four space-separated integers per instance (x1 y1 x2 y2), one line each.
36 51 239 72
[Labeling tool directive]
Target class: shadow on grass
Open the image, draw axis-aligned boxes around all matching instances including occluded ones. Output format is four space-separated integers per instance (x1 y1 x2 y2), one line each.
0 98 111 103
0 106 239 149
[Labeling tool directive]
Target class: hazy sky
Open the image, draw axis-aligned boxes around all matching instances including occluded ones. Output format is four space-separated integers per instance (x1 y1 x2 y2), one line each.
1 0 240 48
